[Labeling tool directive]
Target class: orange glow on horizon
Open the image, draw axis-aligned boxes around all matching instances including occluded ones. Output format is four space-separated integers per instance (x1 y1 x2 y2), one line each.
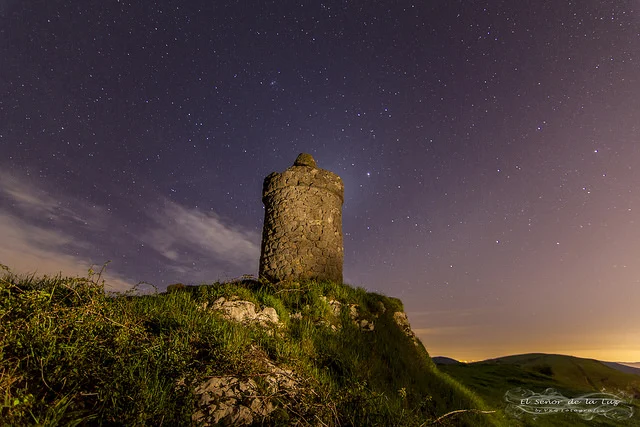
426 342 640 363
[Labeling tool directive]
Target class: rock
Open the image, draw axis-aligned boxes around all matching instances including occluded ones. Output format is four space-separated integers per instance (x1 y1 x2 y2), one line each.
393 311 420 345
296 296 375 332
320 296 343 317
315 319 332 328
359 319 375 332
349 304 358 321
212 298 257 323
328 299 342 317
255 307 279 326
204 297 280 327
192 347 301 426
192 375 264 426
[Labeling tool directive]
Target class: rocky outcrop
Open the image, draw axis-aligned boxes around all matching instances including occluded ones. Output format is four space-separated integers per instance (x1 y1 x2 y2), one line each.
393 311 420 346
201 294 413 339
200 297 279 327
192 348 301 426
313 296 375 332
192 294 423 425
192 376 274 425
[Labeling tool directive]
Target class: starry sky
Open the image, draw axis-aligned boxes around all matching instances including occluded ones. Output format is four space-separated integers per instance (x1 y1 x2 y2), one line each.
1 0 639 363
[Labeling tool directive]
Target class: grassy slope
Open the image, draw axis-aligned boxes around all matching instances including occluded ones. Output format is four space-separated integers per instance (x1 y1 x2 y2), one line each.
438 353 640 427
0 266 504 426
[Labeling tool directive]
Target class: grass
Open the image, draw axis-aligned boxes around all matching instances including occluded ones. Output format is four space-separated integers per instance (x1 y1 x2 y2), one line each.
0 264 505 426
438 354 640 427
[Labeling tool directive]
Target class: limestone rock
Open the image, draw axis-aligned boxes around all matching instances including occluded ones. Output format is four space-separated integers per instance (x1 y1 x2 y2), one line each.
348 304 358 321
317 297 375 332
349 305 374 332
204 297 280 327
328 299 342 317
256 307 279 326
192 375 274 426
212 298 257 323
393 311 420 346
192 347 302 426
320 296 342 317
359 319 374 331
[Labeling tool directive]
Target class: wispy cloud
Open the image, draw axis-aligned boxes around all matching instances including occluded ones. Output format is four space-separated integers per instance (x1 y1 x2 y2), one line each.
143 200 260 269
0 211 133 291
0 171 110 229
0 171 260 290
0 171 128 288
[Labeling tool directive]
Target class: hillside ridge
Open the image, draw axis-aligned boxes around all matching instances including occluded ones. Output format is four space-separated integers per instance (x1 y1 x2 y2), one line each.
0 266 503 426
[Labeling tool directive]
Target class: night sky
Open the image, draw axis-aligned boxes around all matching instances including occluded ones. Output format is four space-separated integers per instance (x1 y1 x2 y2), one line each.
1 1 639 362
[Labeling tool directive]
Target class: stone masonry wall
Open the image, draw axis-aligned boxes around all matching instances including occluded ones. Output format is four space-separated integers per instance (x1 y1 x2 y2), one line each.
259 153 344 284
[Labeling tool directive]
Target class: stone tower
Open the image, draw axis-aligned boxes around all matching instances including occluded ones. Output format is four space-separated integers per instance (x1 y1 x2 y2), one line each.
259 153 344 284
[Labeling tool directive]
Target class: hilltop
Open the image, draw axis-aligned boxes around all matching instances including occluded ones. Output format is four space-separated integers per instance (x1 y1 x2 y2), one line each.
0 265 504 426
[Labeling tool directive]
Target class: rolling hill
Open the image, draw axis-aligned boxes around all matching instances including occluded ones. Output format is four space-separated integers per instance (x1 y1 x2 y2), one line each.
437 353 640 426
601 361 640 377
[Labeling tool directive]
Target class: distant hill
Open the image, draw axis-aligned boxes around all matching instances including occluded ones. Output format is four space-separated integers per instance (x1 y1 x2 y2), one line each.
480 353 640 396
602 361 640 376
433 356 463 365
439 353 640 426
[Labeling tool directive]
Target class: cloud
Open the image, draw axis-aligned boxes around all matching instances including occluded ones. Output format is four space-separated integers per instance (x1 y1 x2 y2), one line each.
0 171 109 229
143 200 260 269
0 171 63 214
0 171 260 289
0 211 133 291
0 172 130 290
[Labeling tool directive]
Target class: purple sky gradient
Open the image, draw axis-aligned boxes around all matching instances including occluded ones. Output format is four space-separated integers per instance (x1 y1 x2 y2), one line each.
1 0 639 361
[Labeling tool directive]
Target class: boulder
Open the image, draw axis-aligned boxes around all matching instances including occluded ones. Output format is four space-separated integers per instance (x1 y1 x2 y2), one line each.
393 312 419 346
204 297 280 327
192 347 301 426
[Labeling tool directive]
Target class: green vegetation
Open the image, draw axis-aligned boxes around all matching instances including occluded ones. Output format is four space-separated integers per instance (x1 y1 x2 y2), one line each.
0 264 503 426
438 353 640 426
